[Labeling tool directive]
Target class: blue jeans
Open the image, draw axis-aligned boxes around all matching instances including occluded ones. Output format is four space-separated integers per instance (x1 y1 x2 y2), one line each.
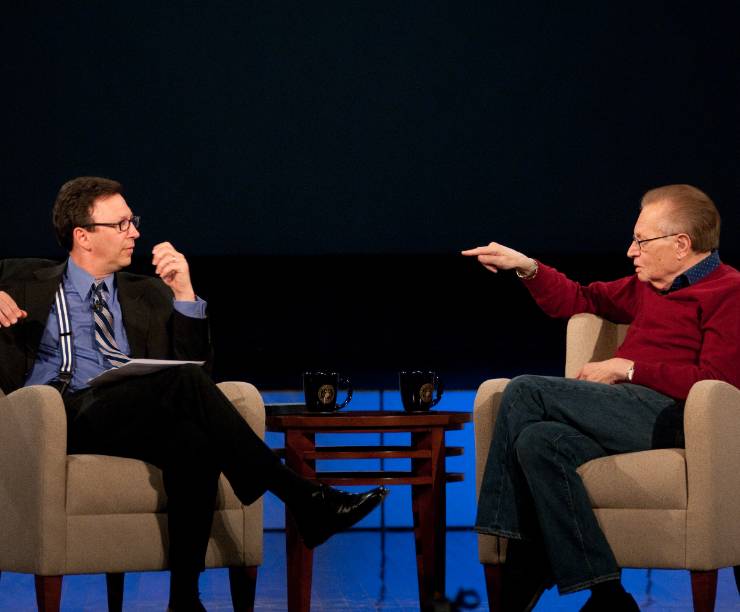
475 375 682 594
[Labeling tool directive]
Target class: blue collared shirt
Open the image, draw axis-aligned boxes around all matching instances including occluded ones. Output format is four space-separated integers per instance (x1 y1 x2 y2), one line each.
667 250 721 292
24 258 206 391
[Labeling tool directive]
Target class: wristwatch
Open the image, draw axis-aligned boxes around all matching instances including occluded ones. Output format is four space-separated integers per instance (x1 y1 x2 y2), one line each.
515 260 539 280
626 364 635 382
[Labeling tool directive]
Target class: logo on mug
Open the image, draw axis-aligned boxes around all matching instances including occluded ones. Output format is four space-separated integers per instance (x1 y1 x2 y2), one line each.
419 383 434 403
317 384 336 405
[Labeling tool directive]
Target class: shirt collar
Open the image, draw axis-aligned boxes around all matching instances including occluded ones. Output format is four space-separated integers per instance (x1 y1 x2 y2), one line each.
65 257 116 301
667 250 721 292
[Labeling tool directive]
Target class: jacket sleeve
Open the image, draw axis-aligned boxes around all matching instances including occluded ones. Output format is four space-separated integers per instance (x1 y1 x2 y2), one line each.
169 308 214 368
125 276 215 372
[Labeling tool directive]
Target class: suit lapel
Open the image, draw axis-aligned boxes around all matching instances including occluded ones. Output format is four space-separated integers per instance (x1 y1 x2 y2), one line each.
24 262 67 373
117 273 149 358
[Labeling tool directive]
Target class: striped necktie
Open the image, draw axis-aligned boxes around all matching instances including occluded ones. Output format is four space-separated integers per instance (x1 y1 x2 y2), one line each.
91 282 130 367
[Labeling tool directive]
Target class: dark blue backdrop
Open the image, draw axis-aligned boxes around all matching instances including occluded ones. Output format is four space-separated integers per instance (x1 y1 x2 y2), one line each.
4 2 740 258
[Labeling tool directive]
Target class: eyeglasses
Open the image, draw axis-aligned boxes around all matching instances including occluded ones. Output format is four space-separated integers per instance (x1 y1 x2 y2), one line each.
83 216 141 233
630 233 679 251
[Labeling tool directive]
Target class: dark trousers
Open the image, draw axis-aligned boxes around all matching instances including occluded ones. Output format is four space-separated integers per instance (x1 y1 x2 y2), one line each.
64 364 280 573
475 375 682 594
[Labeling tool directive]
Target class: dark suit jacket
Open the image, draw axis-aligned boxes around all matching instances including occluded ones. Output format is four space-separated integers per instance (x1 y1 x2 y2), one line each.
0 258 212 395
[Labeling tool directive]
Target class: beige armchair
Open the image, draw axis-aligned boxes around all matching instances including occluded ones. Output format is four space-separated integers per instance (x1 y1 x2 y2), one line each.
474 313 740 612
0 380 264 612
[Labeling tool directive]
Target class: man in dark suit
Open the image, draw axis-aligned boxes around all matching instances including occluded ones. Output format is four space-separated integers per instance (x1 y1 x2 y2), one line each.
0 176 387 611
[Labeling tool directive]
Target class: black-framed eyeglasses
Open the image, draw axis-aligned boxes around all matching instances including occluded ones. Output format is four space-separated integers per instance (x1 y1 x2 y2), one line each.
630 233 679 251
82 216 141 233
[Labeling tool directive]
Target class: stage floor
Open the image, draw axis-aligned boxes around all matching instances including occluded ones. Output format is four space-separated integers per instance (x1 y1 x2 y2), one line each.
1 530 738 610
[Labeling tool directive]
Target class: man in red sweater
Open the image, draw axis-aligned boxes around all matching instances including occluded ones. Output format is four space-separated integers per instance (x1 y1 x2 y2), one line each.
463 184 740 611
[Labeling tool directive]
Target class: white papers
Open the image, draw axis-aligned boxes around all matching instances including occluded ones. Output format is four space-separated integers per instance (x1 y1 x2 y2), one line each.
88 359 205 387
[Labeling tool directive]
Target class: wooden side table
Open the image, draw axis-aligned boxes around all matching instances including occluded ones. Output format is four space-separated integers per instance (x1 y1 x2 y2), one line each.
266 408 472 611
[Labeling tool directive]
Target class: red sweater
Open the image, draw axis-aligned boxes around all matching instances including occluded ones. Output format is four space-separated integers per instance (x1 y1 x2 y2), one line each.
523 262 740 400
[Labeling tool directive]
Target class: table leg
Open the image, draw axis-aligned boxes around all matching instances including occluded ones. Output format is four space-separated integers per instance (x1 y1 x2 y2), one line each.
411 427 446 608
286 511 313 612
434 442 447 596
284 430 316 612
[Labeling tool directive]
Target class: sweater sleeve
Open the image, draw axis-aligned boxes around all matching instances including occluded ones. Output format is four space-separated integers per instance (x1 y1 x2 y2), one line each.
630 288 740 399
522 262 637 324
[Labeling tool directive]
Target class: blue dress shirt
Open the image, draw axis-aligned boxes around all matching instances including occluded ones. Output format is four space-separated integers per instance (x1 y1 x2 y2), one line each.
667 250 721 292
24 258 206 391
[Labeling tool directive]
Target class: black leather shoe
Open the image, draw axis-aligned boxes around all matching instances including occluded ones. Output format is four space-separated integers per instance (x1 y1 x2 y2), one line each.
296 484 389 549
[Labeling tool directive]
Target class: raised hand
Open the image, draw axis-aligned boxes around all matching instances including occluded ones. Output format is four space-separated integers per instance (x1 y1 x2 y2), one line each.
151 242 196 301
461 242 536 276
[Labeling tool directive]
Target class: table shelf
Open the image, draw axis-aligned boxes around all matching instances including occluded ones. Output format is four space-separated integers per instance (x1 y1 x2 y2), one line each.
266 410 471 432
310 471 465 486
272 445 464 459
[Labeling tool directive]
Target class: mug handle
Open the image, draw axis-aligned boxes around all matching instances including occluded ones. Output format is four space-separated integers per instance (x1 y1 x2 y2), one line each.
430 374 444 407
336 376 353 410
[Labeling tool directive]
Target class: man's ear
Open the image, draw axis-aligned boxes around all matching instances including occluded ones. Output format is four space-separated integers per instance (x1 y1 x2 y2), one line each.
675 233 693 259
72 227 92 252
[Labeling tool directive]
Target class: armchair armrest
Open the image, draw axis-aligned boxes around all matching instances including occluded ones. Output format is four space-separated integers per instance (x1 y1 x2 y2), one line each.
216 381 266 440
565 314 629 379
473 378 510 565
684 379 740 569
473 379 510 496
216 381 266 566
0 385 68 573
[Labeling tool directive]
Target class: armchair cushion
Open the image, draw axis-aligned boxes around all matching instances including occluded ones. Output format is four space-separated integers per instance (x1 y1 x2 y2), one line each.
577 449 687 510
66 455 241 515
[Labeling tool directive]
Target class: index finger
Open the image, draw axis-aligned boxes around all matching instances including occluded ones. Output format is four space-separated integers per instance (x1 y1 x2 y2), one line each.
461 246 490 256
462 245 506 258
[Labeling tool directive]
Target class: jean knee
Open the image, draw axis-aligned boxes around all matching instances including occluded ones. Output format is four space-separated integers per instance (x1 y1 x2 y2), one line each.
505 374 547 400
499 374 548 420
513 422 561 467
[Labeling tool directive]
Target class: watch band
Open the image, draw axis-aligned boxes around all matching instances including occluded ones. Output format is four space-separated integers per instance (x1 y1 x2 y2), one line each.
515 260 539 280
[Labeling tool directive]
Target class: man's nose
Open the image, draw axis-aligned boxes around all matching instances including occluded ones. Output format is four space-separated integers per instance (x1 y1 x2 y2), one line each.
627 241 639 258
